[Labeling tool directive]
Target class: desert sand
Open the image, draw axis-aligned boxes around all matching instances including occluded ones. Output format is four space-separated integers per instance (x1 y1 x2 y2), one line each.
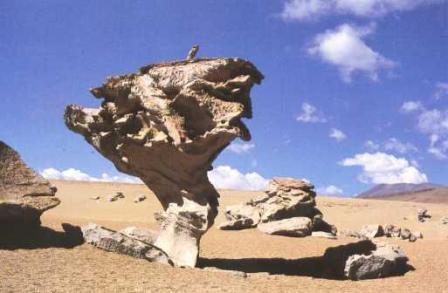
1 180 448 292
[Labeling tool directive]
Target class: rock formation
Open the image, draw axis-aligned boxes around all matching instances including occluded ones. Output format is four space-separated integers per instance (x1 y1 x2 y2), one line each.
82 224 171 265
340 224 422 242
64 58 263 267
323 240 409 280
0 141 60 228
219 177 336 237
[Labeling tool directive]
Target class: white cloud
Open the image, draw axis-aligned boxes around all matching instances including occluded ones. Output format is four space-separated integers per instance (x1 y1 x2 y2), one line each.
365 140 380 151
227 142 255 154
400 101 423 113
208 165 269 191
384 137 418 154
41 168 142 184
317 185 344 195
296 102 327 123
401 102 448 159
281 0 443 21
434 82 448 100
308 23 395 82
329 128 347 142
340 152 428 184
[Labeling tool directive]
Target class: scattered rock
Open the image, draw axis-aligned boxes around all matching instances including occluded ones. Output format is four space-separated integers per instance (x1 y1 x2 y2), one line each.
413 231 423 239
82 223 171 265
417 208 431 222
219 204 261 230
116 192 125 199
257 217 312 237
134 195 146 203
65 57 263 267
90 196 100 200
201 267 247 278
338 229 362 239
323 240 410 280
119 226 158 244
0 141 60 228
384 224 401 238
400 228 412 240
311 231 337 239
359 224 384 239
441 217 448 225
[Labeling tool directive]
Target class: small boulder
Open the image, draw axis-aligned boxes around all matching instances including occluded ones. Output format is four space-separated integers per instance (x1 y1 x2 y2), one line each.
257 217 312 237
359 224 384 239
384 224 401 238
311 231 337 239
134 195 146 203
417 208 431 222
441 217 448 225
90 196 100 200
400 228 412 240
344 243 409 280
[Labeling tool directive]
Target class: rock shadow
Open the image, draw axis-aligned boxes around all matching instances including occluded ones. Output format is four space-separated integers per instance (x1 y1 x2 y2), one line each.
198 240 414 280
0 223 84 250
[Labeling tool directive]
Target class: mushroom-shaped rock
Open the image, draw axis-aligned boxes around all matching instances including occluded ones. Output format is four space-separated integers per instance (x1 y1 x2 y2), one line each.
64 58 263 267
0 141 60 229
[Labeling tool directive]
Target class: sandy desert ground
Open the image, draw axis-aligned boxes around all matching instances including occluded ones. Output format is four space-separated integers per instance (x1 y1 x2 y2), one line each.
1 180 448 292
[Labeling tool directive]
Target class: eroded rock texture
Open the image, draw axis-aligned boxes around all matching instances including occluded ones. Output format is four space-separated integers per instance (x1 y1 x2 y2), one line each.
64 58 263 267
220 177 337 237
0 141 60 228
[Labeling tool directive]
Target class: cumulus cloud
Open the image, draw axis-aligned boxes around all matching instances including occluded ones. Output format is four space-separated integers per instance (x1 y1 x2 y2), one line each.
317 185 344 195
434 82 448 100
329 128 347 142
296 102 327 123
308 23 395 82
400 101 423 113
409 106 448 159
208 165 269 191
41 168 142 184
281 0 443 21
340 152 428 184
227 142 255 154
384 138 418 154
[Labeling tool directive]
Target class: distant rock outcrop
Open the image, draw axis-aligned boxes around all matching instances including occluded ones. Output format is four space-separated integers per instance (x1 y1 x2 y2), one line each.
64 57 263 267
0 141 60 228
219 177 336 237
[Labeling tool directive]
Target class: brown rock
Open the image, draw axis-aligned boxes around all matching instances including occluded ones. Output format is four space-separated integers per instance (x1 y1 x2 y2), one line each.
0 141 60 228
64 58 263 267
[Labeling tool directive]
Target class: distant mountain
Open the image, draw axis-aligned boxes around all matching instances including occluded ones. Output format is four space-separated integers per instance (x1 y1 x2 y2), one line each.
357 183 448 204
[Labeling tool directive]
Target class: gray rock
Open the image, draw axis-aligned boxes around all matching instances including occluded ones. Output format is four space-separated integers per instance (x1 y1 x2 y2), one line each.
413 231 423 239
257 217 312 237
134 195 146 203
119 226 158 244
359 224 384 239
338 229 362 239
401 228 412 240
82 223 171 265
344 243 409 280
0 141 60 228
384 224 401 238
219 204 261 230
441 217 448 225
417 208 431 222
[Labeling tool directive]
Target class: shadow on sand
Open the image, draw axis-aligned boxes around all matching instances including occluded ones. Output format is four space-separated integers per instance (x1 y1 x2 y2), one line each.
0 223 84 250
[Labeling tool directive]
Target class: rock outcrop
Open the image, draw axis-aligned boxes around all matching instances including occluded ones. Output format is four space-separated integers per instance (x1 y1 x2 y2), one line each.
340 224 422 242
219 177 336 237
0 141 60 228
323 240 410 280
82 224 171 265
64 58 263 267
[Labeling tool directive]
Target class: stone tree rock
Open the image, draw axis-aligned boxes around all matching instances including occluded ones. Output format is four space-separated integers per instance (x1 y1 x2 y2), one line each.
0 141 60 228
64 58 263 267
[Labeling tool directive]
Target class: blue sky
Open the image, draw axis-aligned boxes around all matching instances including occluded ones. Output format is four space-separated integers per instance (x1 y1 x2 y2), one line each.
1 0 447 196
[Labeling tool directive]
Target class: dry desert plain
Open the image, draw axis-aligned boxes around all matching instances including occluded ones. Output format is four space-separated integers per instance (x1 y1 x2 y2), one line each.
1 180 448 293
